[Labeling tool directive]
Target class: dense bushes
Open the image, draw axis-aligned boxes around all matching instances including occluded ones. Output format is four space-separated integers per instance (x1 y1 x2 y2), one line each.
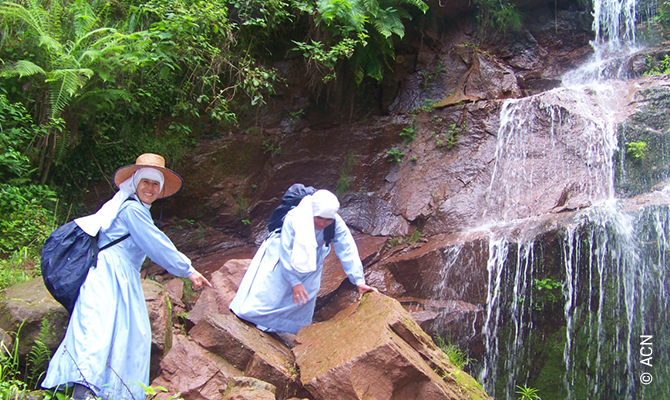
0 95 56 288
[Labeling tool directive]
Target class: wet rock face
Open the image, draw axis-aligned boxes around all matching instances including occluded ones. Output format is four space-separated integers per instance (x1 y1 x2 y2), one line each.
615 81 670 196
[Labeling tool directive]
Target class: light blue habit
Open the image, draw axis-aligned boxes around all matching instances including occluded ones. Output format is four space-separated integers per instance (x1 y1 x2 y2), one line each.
229 213 366 334
42 198 195 400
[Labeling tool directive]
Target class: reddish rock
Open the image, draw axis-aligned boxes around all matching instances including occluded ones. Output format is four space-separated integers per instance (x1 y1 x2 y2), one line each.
186 259 250 328
189 313 304 399
151 334 241 400
163 278 185 306
143 279 172 379
221 377 276 400
294 292 491 400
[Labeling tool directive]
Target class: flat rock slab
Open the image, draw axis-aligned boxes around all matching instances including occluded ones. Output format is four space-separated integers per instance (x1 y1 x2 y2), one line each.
189 313 304 399
151 334 241 400
294 292 491 400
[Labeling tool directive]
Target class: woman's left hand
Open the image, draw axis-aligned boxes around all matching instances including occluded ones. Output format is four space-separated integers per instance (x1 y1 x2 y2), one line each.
357 284 379 300
188 271 212 290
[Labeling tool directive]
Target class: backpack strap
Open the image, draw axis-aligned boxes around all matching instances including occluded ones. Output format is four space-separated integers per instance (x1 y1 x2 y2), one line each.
99 233 130 251
324 220 335 246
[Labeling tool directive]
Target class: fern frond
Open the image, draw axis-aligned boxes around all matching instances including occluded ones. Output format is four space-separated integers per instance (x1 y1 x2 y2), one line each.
372 7 405 39
0 60 46 78
52 129 71 165
72 1 97 37
0 1 54 49
26 339 51 387
46 68 93 118
385 0 428 14
25 320 53 389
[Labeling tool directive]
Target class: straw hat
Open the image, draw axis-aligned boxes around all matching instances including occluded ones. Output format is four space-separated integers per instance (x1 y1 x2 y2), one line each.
113 153 184 199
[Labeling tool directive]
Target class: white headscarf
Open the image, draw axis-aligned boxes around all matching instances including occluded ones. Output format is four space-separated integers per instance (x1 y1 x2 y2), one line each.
134 167 165 194
75 168 164 236
288 190 340 273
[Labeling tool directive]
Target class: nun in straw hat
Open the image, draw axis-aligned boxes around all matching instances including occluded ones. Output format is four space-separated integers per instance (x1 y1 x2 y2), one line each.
42 153 211 400
230 188 377 343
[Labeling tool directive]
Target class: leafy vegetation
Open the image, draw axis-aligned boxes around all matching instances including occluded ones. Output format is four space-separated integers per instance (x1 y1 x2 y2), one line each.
626 141 649 161
644 54 670 75
515 384 541 400
386 147 405 163
0 95 57 289
473 0 523 37
434 334 472 369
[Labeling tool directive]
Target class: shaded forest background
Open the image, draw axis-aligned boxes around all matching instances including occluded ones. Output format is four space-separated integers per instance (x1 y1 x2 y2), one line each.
2 0 670 307
0 0 537 286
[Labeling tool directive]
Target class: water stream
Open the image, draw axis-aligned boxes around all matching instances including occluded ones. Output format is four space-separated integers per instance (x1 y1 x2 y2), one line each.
467 0 670 398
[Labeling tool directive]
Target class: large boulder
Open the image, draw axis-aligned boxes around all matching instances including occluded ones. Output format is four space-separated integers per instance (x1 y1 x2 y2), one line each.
150 334 242 400
0 277 174 375
186 259 250 328
294 292 491 400
188 313 305 399
143 279 173 379
0 278 69 357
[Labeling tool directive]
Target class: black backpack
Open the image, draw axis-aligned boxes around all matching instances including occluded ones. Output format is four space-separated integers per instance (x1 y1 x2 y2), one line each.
40 199 134 313
267 183 335 245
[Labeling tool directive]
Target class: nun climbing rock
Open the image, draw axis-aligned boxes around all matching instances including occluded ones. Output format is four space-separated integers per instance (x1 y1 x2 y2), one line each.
42 153 211 400
229 188 377 339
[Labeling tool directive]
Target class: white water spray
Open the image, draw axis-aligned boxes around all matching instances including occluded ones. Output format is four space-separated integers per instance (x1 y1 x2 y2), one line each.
474 0 670 398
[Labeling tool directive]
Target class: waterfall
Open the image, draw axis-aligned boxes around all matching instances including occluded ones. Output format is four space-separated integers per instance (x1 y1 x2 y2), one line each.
473 0 670 398
592 0 637 49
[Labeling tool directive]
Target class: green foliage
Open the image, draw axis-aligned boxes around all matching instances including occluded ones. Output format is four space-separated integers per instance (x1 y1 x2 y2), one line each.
0 323 22 390
473 0 523 37
0 184 57 257
336 151 357 196
0 98 56 283
655 0 670 29
626 141 649 162
0 0 138 120
435 123 463 149
387 229 423 246
386 147 405 163
532 277 563 311
434 334 472 369
138 382 184 399
0 0 147 182
400 126 415 141
644 54 670 75
515 384 541 400
25 320 53 390
293 0 428 85
0 95 42 184
419 63 445 90
261 138 282 155
0 251 37 290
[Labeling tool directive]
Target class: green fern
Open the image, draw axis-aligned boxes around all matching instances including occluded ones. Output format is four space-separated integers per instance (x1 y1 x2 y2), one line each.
48 68 94 119
0 60 46 78
25 320 54 389
300 0 428 85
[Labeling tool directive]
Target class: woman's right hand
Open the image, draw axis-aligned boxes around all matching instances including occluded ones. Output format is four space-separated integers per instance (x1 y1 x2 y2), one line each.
188 271 212 290
292 284 309 305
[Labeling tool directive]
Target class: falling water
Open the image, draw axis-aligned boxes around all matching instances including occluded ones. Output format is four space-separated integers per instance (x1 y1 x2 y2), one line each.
473 0 670 398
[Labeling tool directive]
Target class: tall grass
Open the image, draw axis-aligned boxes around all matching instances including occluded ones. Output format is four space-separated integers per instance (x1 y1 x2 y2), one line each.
434 334 473 369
